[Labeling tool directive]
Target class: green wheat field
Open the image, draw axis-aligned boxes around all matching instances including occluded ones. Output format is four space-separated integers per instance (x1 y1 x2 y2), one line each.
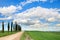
21 31 60 40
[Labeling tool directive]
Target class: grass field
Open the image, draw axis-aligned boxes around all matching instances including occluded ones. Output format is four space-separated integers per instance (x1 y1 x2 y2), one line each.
0 31 17 37
21 31 60 40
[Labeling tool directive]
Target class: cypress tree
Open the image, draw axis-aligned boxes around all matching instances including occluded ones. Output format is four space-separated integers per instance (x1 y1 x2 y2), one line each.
17 25 21 31
11 22 13 32
2 21 4 32
8 22 10 32
15 22 17 31
13 22 21 31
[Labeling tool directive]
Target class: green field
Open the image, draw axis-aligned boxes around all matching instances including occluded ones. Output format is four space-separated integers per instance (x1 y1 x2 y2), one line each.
21 31 60 40
0 31 17 37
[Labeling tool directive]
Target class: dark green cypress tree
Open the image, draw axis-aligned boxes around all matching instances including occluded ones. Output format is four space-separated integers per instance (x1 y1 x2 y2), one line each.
15 22 17 31
2 22 4 32
13 22 21 31
11 22 13 32
8 22 10 32
17 25 21 31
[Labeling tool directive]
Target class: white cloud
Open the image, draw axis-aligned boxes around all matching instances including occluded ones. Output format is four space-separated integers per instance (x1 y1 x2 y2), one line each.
20 0 57 6
20 0 47 6
47 17 56 22
56 24 60 27
0 5 22 16
13 18 40 25
17 6 22 10
0 16 12 20
13 6 60 28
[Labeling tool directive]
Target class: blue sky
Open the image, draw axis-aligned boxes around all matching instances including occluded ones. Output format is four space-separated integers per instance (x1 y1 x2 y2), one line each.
0 0 60 31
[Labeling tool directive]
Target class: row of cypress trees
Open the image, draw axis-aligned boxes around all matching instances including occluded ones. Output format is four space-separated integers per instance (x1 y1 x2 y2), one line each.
2 22 13 32
15 22 21 31
2 21 21 32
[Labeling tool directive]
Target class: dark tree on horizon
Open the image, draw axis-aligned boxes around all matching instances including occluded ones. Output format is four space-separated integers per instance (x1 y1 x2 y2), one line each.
8 22 10 32
17 25 21 31
15 22 17 31
13 22 21 31
11 22 13 32
2 21 4 32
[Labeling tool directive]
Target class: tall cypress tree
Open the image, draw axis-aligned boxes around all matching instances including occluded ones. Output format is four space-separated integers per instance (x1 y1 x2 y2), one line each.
13 22 21 31
8 22 10 32
11 22 13 32
2 21 4 32
15 22 17 31
15 22 21 31
17 25 21 31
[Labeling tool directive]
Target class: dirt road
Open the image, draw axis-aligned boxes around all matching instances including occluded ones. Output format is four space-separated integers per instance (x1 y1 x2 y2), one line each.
0 31 24 40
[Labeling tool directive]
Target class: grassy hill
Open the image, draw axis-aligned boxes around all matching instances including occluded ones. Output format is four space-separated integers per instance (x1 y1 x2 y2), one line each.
0 31 17 37
21 31 60 40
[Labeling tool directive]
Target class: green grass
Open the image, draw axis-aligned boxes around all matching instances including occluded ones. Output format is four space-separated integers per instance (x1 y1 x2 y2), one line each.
0 31 17 37
21 31 60 40
20 32 26 40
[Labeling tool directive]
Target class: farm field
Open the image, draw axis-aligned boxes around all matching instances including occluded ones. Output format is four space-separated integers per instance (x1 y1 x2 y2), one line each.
21 31 60 40
0 31 17 37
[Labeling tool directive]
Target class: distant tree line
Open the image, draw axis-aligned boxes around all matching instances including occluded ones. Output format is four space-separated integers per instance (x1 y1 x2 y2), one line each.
1 21 21 32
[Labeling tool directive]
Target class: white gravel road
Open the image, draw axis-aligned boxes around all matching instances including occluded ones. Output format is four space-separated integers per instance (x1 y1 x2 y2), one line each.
0 31 24 40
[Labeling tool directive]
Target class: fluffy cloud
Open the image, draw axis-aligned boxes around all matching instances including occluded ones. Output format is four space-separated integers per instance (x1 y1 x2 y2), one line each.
47 17 56 22
56 24 60 27
13 18 40 25
20 0 47 6
0 5 22 16
0 16 12 20
20 0 56 6
13 6 60 28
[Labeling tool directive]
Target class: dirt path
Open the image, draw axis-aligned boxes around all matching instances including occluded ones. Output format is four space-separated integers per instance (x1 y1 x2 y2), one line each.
0 31 24 40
